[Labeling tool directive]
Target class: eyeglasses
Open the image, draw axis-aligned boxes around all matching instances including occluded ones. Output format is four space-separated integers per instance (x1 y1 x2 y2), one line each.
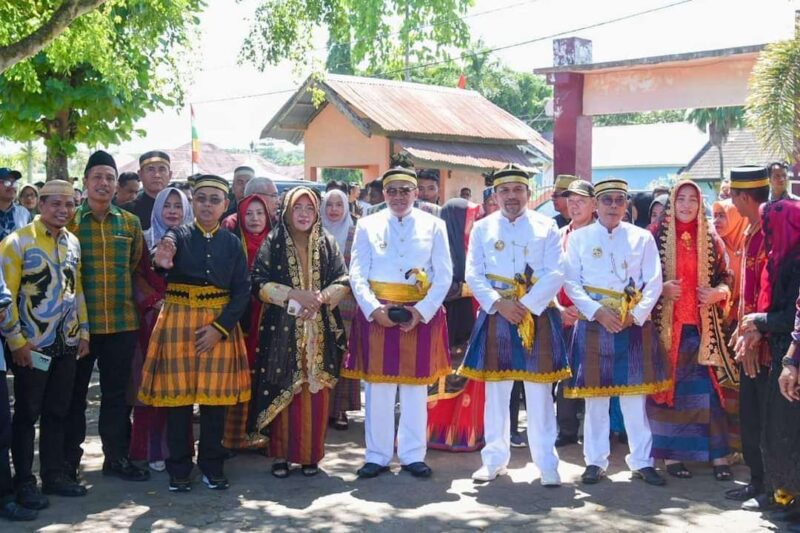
291 204 317 215
194 195 225 205
2 179 18 188
384 186 416 197
599 195 627 207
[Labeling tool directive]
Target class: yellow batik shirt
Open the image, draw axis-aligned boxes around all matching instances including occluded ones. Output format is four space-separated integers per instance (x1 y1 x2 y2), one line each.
0 217 90 351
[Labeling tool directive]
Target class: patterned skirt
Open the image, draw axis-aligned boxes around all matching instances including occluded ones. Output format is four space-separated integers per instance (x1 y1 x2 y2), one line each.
564 319 671 398
268 383 330 464
647 326 729 462
459 307 571 383
329 295 362 415
342 303 451 385
763 362 800 493
138 302 251 407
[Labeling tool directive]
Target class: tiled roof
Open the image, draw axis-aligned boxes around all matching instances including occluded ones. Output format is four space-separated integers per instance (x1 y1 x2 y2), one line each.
679 128 782 181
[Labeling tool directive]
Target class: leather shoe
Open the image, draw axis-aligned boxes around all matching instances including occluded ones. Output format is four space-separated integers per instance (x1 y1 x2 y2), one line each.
471 465 507 482
42 475 88 497
581 465 606 484
15 482 49 510
632 467 666 486
0 499 37 521
401 462 432 478
725 484 762 502
102 457 150 482
742 493 778 512
554 435 578 448
356 462 390 479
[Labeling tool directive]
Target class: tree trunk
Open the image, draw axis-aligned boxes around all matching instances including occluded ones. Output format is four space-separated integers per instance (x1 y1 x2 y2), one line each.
45 147 69 181
718 145 724 181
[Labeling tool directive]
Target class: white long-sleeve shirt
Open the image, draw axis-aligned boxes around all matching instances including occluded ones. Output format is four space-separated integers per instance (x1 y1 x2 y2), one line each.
563 220 662 326
349 207 452 323
466 209 564 315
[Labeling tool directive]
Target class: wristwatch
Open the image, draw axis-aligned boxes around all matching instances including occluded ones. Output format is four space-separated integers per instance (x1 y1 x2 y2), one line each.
781 355 799 368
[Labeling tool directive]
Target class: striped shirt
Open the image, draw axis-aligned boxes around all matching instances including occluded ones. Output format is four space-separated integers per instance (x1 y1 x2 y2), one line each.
69 202 143 334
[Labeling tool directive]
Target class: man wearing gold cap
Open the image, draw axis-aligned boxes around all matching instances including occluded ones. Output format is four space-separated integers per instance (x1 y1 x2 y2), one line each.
563 177 669 487
343 164 452 479
458 164 569 486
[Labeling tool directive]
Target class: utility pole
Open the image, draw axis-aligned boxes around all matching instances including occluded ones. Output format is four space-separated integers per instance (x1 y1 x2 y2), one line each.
26 140 33 182
403 1 410 81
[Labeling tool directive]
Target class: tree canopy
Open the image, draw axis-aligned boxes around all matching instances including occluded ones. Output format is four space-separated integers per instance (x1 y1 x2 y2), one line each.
0 0 204 180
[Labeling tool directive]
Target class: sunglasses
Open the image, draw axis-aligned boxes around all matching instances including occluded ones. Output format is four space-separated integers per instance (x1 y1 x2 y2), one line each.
599 195 627 207
384 186 416 197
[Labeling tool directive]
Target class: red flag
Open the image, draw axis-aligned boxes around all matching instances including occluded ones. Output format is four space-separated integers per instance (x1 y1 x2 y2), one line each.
191 105 200 164
457 73 467 89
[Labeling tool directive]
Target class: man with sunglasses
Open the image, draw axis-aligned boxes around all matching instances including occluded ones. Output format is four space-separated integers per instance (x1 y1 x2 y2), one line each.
365 167 441 217
459 164 569 487
344 164 452 480
563 178 669 487
0 168 32 242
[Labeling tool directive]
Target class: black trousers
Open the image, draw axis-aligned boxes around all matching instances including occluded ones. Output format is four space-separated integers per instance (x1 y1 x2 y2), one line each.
64 331 136 468
0 371 13 500
166 405 226 479
510 381 525 435
11 353 76 486
556 380 583 439
739 364 769 492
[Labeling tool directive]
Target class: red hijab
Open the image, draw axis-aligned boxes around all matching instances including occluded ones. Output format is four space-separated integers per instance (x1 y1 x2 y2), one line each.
237 194 271 268
758 199 800 312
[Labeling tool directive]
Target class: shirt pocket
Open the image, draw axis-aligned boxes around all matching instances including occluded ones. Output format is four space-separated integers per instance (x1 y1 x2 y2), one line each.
111 234 133 267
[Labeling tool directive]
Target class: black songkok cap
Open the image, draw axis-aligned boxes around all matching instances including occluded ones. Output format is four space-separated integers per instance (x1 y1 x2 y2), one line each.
85 150 117 175
193 174 230 194
139 150 171 167
730 165 769 190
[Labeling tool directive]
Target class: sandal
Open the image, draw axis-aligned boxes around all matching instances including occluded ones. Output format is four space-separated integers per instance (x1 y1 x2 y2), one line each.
665 462 692 478
301 463 319 477
271 462 290 479
333 413 349 431
713 465 733 481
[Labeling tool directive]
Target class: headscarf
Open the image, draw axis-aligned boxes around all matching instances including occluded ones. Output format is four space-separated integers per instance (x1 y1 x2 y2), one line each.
283 186 320 234
441 198 481 286
320 189 353 252
632 191 655 228
237 194 271 269
18 184 39 201
758 199 800 312
145 187 192 249
711 199 747 312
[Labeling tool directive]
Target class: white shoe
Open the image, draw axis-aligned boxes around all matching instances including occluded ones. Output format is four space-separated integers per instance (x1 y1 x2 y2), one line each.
149 460 166 472
540 469 562 487
471 465 507 482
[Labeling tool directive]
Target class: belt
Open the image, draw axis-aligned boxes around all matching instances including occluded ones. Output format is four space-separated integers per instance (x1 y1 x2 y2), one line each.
165 283 230 309
369 281 428 303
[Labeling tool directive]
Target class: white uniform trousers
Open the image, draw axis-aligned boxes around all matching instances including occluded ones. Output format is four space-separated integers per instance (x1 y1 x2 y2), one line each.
583 395 654 471
364 382 427 466
481 381 559 473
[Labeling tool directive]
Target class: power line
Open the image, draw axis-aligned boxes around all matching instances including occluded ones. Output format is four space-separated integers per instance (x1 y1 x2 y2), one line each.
192 87 297 104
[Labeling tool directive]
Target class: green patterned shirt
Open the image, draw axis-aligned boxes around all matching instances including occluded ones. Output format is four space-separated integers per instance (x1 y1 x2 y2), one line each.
69 202 143 334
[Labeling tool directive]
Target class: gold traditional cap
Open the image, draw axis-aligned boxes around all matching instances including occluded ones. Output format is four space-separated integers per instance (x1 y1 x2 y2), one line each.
492 164 530 188
554 174 578 190
38 179 75 198
382 167 417 187
594 178 628 197
193 174 229 194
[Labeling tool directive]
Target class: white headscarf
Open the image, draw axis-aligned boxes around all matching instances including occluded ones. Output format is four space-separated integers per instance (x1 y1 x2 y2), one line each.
320 189 353 252
144 187 193 249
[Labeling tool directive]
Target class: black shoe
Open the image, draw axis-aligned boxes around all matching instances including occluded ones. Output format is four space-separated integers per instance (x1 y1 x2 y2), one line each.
356 462 390 479
42 475 88 497
510 433 528 448
742 493 778 512
771 501 800 522
102 457 150 482
168 476 192 493
0 500 37 521
64 462 79 483
401 462 432 478
632 467 666 486
15 482 49 510
581 465 606 484
202 474 229 490
725 484 762 502
554 435 579 448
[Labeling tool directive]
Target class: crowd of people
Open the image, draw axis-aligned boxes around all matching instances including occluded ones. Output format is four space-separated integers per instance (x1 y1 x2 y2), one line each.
0 153 798 529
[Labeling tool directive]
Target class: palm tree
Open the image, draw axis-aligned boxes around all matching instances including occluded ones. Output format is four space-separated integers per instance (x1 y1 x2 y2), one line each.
685 107 746 180
746 33 800 162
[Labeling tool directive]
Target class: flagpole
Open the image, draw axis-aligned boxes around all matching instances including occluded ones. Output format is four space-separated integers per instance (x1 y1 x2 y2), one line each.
190 104 195 176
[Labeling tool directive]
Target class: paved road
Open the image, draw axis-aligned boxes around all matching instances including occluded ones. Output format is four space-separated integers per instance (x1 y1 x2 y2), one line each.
4 379 785 532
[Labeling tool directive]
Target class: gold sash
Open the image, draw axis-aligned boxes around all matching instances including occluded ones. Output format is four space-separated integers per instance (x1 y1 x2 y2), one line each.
369 281 428 303
165 283 230 309
583 284 642 322
486 273 537 350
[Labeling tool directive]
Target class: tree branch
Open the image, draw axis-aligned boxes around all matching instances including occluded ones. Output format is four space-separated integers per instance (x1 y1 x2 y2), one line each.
0 0 108 74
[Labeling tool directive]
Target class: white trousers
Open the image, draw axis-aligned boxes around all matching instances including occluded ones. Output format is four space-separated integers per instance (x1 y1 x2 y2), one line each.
583 395 654 471
481 381 559 472
364 382 427 466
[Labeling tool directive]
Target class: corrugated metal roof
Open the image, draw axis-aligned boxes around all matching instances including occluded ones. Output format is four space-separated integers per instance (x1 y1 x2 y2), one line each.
679 128 782 181
395 138 536 172
260 74 553 160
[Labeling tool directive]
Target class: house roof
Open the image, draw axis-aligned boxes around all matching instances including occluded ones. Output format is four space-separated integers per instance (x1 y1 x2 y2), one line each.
679 128 782 181
118 142 304 181
592 123 709 169
396 138 536 172
260 73 553 161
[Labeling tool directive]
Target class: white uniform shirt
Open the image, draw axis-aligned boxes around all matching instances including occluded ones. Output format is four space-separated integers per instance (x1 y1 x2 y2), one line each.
563 221 662 326
466 209 564 315
350 207 452 323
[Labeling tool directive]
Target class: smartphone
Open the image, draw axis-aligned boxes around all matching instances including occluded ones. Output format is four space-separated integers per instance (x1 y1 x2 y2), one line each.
286 299 302 316
30 350 52 372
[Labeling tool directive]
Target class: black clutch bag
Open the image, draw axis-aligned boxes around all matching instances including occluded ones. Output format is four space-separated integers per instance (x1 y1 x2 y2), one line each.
387 306 413 323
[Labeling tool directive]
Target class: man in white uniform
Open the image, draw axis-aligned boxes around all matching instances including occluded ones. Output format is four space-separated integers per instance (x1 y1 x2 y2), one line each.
343 164 452 479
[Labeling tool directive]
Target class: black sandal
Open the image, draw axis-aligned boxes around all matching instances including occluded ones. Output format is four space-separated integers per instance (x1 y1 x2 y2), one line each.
713 465 733 481
301 464 319 477
665 462 692 478
271 462 290 479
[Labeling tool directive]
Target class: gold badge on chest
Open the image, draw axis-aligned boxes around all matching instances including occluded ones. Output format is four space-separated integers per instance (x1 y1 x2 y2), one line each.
494 240 505 251
592 246 603 258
